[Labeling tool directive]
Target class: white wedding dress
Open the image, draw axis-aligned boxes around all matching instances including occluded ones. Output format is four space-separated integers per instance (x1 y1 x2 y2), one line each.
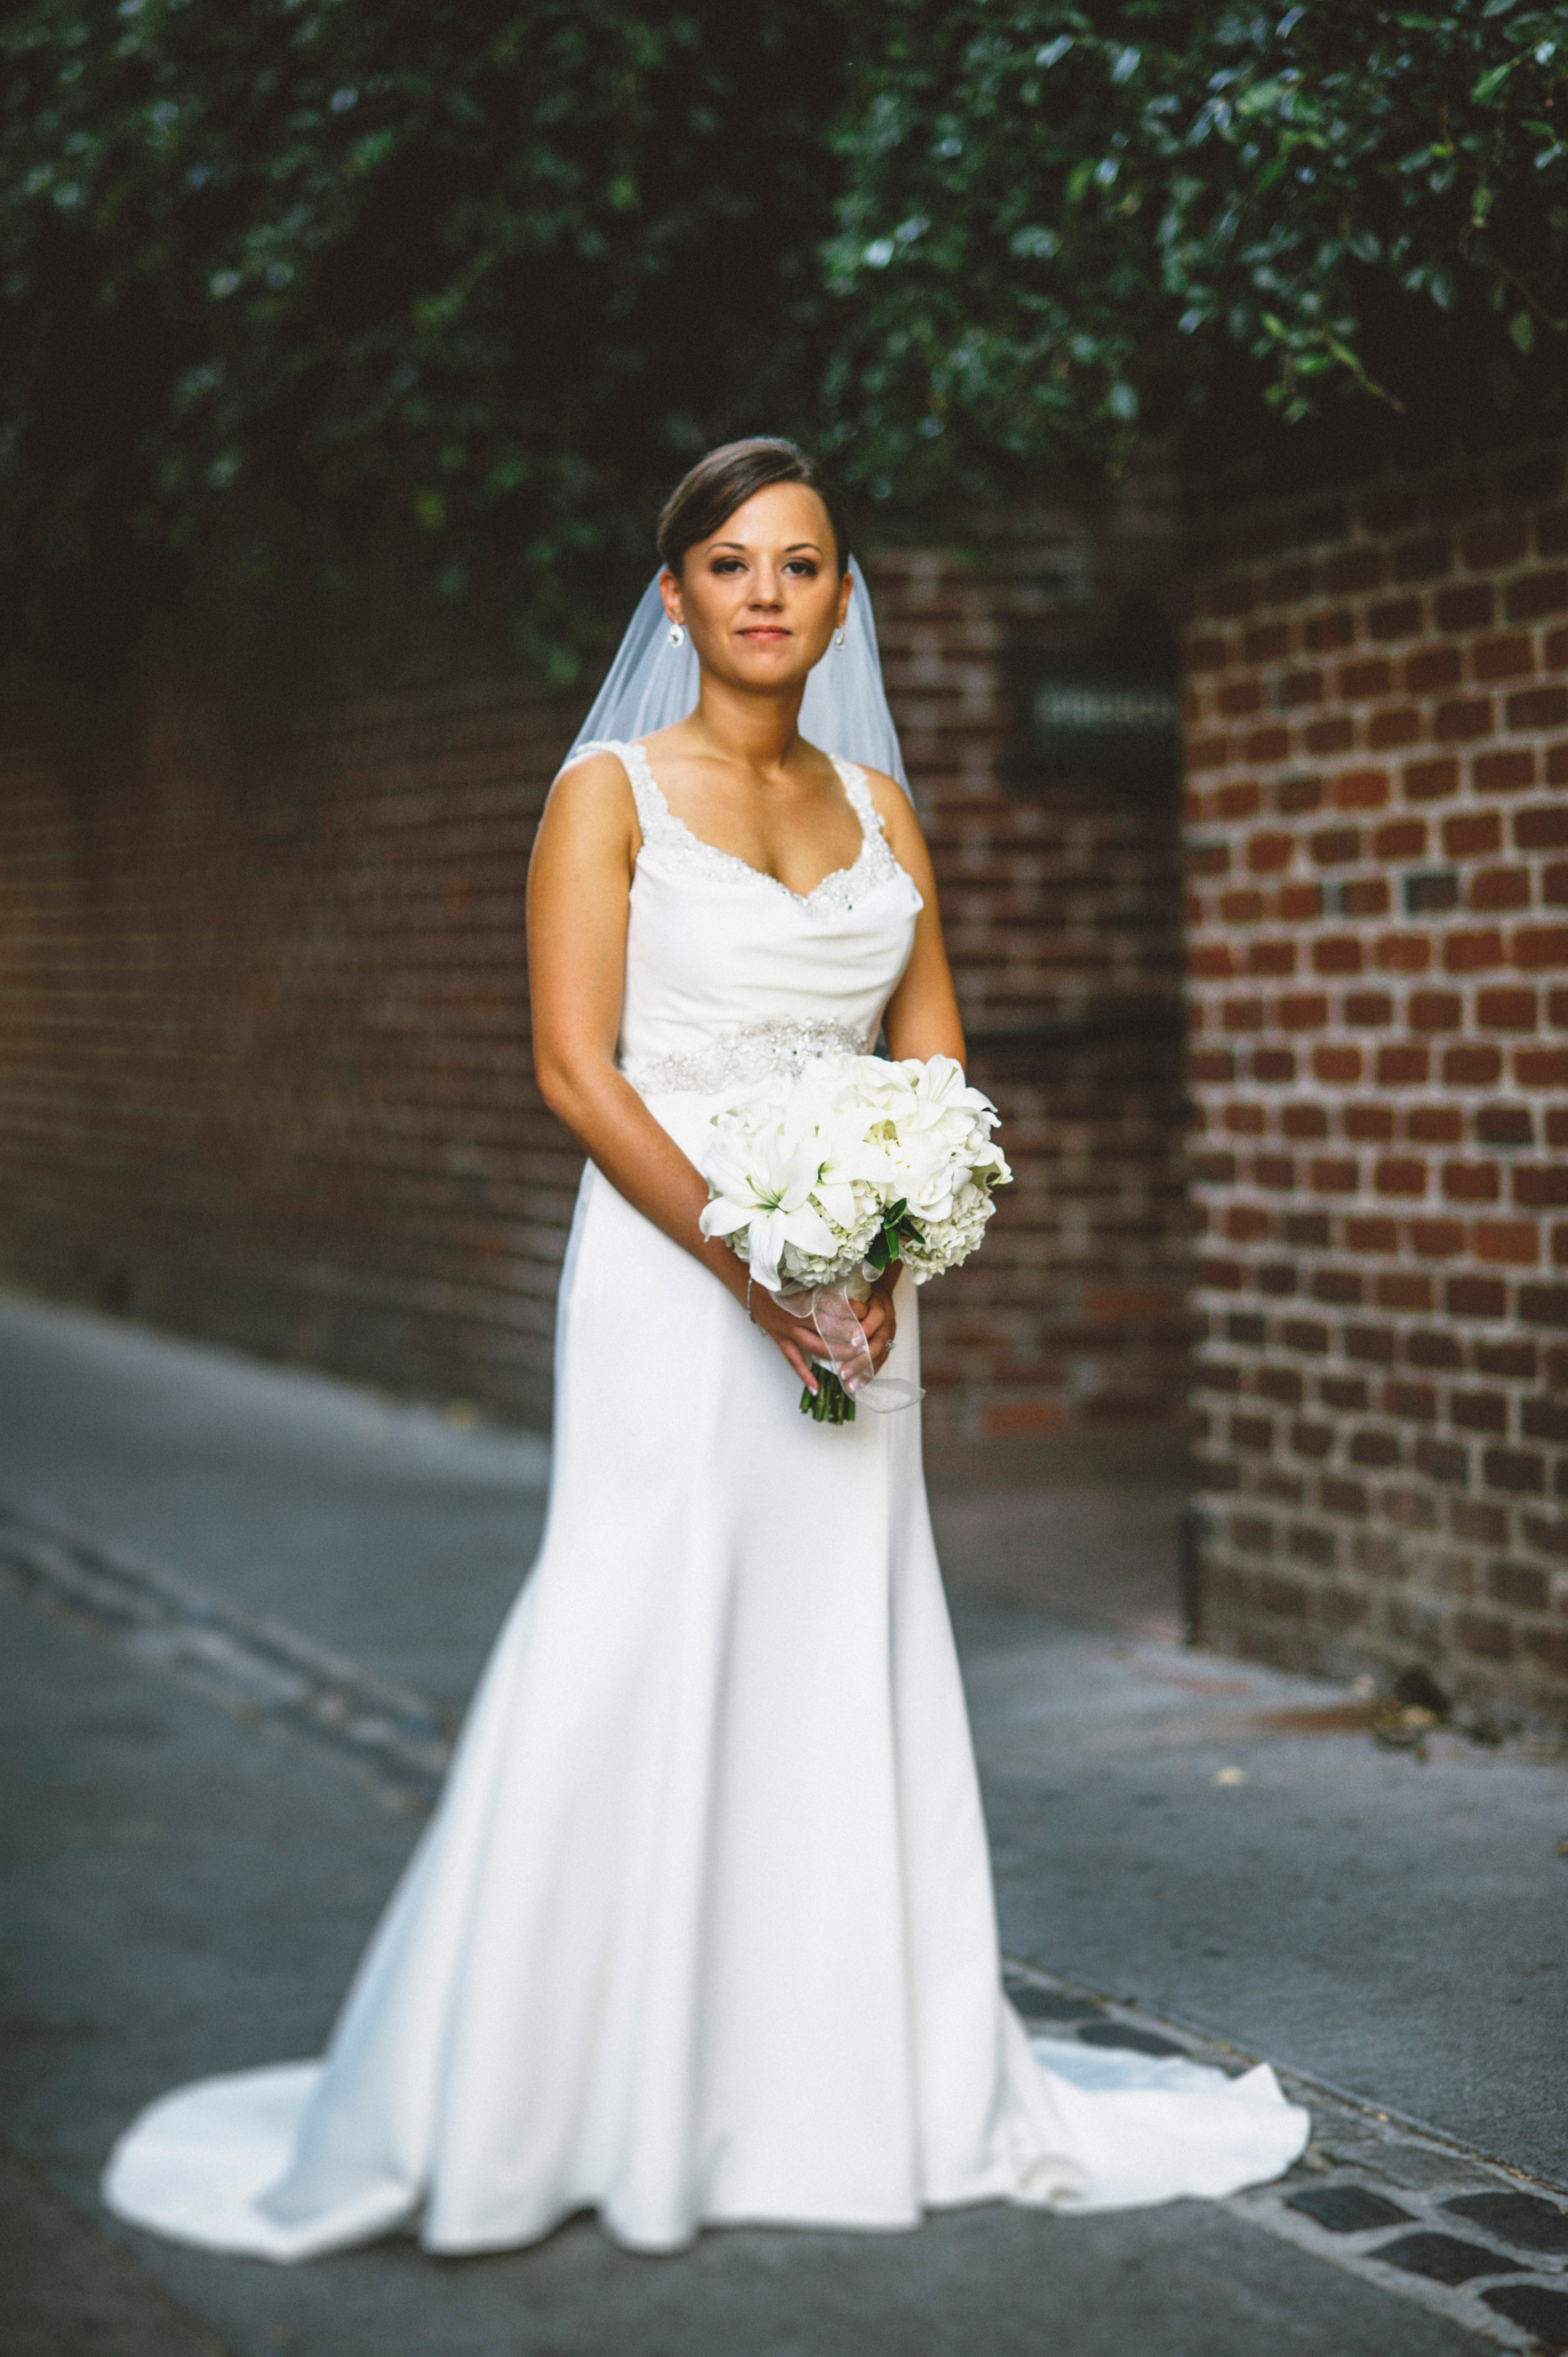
103 741 1307 2261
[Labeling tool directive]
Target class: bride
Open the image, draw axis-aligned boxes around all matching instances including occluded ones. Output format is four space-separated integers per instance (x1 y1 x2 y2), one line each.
103 438 1307 2261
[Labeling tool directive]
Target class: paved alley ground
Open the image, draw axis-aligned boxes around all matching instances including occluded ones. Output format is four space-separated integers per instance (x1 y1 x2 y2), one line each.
2 1291 1565 2356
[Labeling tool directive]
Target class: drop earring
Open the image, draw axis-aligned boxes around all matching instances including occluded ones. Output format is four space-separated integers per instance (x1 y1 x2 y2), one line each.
668 621 685 648
833 626 847 651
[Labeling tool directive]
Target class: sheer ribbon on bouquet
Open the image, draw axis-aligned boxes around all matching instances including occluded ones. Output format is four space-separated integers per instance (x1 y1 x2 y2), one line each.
778 1283 923 1415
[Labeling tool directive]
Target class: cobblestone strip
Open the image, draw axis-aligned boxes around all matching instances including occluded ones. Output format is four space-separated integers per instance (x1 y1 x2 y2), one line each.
0 1501 452 1808
1005 1957 1568 2353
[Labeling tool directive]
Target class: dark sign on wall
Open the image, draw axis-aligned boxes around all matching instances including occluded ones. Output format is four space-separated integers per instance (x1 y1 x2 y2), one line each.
1008 596 1182 795
1027 675 1182 781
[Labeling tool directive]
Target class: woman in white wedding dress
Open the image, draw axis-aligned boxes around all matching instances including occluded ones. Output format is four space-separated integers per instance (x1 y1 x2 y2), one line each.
104 439 1307 2262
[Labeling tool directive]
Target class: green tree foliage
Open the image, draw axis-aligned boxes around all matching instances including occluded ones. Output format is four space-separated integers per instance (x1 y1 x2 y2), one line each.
7 2 1568 652
0 0 842 666
824 3 1568 502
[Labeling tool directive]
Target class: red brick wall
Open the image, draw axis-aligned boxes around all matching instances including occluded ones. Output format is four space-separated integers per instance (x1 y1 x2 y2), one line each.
0 534 1191 1442
874 540 1192 1441
1183 448 1568 1720
0 613 581 1427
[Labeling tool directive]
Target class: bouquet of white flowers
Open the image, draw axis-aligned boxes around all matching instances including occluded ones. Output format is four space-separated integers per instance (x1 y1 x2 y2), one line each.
698 1053 1011 1423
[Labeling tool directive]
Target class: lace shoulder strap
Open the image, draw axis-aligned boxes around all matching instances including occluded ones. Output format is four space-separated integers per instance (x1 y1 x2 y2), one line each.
560 737 676 842
831 755 887 845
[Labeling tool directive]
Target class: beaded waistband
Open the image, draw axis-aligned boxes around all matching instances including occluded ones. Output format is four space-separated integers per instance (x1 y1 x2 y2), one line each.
620 1017 869 1097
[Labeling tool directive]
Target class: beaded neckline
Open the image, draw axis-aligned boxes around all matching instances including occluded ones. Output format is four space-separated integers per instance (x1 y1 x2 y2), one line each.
615 739 902 915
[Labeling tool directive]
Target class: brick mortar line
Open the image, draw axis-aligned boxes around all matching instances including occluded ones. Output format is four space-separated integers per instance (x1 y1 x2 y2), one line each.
1189 652 1567 689
1192 1181 1561 1203
1192 1262 1559 1291
1192 1241 1562 1275
1188 738 1568 779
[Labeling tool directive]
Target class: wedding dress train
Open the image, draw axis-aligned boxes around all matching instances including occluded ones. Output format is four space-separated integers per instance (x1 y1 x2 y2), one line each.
103 742 1307 2260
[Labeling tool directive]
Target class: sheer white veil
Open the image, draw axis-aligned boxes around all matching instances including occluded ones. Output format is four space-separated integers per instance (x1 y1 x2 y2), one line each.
559 555 909 792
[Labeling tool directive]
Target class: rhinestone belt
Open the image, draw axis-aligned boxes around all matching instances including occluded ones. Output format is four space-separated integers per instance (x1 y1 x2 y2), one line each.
621 1016 870 1097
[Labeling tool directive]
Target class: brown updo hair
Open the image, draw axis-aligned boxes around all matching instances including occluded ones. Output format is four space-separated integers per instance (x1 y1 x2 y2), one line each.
656 439 851 578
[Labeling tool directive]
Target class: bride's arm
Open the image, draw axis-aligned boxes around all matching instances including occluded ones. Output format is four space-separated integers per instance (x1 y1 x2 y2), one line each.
527 754 832 1385
866 775 968 1065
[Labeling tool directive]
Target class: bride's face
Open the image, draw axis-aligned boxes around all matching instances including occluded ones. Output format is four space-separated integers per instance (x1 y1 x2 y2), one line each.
662 482 851 694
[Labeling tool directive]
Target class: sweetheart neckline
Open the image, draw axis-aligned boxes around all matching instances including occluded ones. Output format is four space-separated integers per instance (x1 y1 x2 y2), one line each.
624 739 879 910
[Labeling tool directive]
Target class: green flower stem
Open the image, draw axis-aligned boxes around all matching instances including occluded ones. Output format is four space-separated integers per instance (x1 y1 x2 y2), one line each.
800 1369 855 1424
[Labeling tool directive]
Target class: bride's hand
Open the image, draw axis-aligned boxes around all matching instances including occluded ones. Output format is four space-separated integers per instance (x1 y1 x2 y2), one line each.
746 1283 822 1389
854 1273 898 1375
746 1272 898 1388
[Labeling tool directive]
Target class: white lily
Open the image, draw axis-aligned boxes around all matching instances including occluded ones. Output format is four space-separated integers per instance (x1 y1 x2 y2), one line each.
699 1124 840 1293
898 1055 998 1150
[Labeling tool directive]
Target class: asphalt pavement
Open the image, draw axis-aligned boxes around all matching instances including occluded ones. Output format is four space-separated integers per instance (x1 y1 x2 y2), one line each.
3 1288 1565 2357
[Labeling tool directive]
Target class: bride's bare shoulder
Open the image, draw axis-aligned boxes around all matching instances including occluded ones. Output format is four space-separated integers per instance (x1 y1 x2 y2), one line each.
533 749 641 871
545 747 640 819
553 743 634 791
